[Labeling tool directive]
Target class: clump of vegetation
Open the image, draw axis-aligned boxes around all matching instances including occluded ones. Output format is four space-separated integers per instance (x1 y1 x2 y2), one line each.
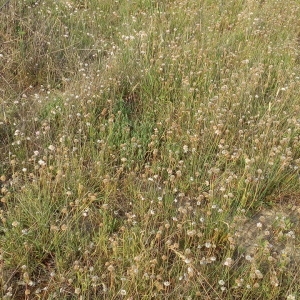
1 0 300 299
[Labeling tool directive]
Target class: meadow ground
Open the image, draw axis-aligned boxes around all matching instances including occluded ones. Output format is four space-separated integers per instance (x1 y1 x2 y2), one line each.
1 0 300 299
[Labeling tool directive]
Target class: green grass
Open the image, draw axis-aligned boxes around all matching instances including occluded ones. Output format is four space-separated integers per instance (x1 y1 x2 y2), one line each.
1 0 300 299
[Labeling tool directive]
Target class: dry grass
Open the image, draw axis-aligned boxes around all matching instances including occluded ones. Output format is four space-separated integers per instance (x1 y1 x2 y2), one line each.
1 0 300 299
